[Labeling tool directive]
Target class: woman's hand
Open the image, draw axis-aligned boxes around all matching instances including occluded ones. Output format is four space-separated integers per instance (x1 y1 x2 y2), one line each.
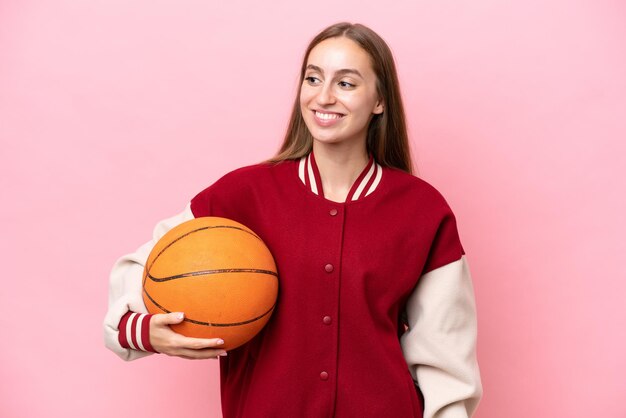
149 312 227 360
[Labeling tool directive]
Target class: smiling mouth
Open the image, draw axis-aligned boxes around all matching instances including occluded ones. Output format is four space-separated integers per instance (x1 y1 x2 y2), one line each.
314 110 345 120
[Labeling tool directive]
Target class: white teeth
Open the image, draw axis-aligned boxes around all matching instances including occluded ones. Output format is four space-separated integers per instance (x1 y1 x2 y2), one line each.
315 111 342 120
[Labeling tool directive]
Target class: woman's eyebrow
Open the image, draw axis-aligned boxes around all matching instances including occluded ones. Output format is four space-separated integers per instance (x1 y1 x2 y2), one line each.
305 64 363 79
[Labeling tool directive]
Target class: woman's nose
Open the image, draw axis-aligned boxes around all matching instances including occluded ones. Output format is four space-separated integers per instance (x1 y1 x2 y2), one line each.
316 84 336 105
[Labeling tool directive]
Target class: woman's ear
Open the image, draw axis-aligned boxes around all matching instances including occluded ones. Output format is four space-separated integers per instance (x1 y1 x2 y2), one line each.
373 99 384 115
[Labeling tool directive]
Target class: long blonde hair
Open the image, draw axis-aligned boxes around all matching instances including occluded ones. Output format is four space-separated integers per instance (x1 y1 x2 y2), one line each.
269 22 414 174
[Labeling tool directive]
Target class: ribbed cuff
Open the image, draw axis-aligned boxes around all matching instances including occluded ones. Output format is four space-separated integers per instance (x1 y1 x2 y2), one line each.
118 311 157 353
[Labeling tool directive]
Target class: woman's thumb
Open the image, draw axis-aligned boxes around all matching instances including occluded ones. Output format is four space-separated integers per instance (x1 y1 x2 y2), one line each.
163 312 185 325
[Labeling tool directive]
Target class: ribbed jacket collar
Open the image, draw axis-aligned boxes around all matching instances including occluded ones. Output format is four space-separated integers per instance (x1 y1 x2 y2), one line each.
297 152 383 202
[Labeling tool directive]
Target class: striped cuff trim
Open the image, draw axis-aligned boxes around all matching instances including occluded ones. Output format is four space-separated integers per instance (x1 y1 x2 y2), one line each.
118 311 157 353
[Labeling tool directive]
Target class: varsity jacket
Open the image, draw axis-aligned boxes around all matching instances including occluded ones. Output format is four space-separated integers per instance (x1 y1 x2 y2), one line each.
104 153 483 418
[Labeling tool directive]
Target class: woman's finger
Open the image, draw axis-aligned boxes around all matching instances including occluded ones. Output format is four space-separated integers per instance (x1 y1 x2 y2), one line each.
174 336 225 350
165 347 228 360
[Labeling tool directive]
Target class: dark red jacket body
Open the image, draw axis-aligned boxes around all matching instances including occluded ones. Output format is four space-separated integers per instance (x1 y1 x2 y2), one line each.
189 157 464 418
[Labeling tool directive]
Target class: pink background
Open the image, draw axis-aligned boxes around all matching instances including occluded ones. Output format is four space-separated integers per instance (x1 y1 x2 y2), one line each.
1 1 625 417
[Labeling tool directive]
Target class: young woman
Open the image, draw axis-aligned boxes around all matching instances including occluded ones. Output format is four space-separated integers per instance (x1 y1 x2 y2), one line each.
104 22 483 418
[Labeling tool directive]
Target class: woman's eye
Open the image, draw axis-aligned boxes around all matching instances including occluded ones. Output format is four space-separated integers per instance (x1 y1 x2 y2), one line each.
339 81 355 88
305 76 320 84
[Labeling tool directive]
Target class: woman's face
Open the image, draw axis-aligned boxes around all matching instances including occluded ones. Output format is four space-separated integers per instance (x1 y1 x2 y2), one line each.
300 37 383 148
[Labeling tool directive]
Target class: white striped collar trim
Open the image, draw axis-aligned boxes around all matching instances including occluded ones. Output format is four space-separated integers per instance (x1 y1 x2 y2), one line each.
297 152 383 202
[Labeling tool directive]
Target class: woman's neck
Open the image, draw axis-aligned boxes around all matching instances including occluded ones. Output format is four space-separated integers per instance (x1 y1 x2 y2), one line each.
312 141 369 203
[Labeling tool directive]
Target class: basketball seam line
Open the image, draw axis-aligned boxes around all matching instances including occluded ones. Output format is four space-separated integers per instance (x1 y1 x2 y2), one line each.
147 268 278 282
147 224 263 273
142 288 276 327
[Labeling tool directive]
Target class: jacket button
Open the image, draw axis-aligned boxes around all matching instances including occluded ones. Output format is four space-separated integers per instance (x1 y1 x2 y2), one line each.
329 208 338 216
324 264 334 273
323 316 332 325
320 371 329 381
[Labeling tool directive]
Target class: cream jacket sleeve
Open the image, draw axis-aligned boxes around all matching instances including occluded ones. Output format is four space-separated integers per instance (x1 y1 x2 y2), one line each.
103 204 195 361
400 255 483 418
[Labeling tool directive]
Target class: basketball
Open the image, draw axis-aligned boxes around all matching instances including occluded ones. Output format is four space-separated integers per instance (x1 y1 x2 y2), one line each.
142 217 279 351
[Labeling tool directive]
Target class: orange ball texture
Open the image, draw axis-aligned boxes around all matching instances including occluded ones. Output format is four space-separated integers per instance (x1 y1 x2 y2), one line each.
142 217 279 351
